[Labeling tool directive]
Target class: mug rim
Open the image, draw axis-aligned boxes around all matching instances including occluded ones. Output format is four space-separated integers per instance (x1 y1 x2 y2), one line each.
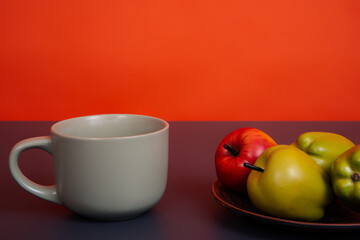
50 114 169 140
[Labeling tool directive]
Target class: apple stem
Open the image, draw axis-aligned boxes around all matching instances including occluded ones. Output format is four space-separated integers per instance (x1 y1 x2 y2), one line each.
223 144 239 156
223 144 264 172
243 163 264 172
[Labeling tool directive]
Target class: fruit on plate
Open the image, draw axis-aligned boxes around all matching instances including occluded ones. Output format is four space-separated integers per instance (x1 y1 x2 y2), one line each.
291 132 354 175
331 145 360 211
247 145 333 221
215 127 277 194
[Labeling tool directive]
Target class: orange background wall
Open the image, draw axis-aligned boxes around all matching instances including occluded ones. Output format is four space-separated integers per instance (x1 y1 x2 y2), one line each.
1 1 360 121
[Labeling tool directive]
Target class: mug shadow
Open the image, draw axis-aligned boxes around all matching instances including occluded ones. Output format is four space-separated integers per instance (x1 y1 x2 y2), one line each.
2 190 166 240
53 209 166 240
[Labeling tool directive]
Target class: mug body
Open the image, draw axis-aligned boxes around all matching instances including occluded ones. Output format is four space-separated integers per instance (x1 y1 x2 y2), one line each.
51 114 169 220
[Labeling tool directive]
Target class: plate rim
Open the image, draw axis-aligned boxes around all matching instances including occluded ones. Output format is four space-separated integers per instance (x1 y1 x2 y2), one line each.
211 179 360 229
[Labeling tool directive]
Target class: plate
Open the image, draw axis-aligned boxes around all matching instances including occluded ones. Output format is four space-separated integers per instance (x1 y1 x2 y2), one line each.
211 180 360 230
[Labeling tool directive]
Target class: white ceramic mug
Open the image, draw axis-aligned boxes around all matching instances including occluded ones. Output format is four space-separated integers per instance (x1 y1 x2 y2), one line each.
9 114 169 221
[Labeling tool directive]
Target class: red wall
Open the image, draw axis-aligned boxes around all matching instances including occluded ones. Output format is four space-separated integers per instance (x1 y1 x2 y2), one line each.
1 1 360 121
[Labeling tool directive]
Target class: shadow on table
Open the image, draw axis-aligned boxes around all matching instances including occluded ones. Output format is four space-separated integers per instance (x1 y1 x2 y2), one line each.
213 207 360 239
53 210 165 240
1 194 165 240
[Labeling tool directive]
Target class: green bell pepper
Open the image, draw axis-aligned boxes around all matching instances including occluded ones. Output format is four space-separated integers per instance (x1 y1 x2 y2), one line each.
247 145 333 221
291 132 354 175
331 145 360 211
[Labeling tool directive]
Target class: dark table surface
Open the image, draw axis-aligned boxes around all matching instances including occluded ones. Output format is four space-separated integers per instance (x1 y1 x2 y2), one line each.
1 121 360 240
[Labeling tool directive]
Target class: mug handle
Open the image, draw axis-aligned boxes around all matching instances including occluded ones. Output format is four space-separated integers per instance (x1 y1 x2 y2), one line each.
9 136 62 204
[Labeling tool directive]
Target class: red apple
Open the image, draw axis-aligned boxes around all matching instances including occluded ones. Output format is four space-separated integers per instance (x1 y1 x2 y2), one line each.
215 127 277 194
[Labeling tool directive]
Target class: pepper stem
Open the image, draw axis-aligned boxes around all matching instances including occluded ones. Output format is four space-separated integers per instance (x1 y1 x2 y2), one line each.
351 173 360 183
244 162 264 172
223 144 264 173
